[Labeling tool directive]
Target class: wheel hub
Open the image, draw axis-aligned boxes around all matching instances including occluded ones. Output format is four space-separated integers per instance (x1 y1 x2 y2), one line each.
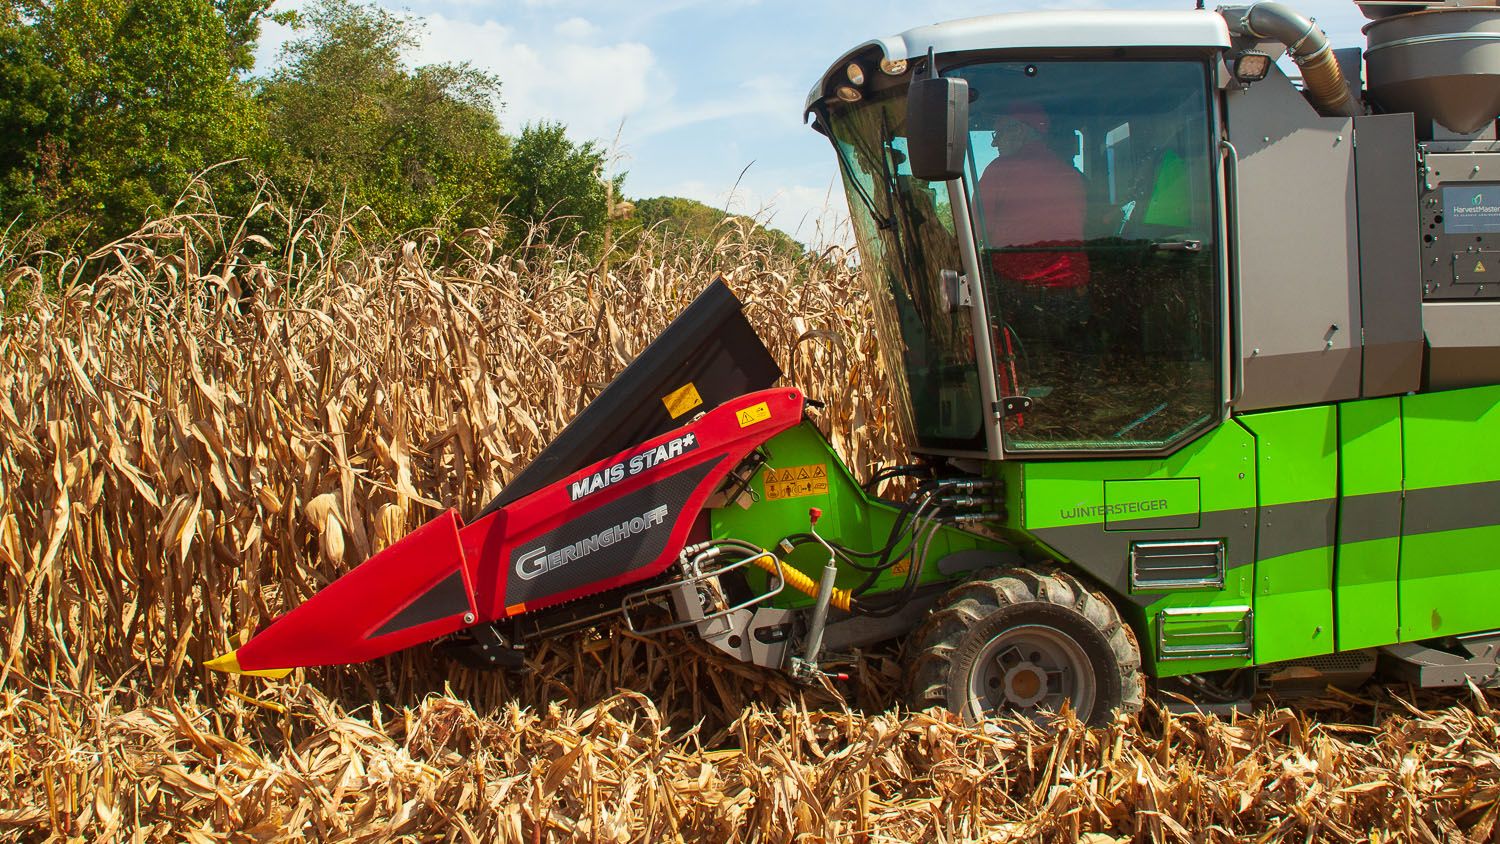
1002 662 1048 707
969 623 1096 721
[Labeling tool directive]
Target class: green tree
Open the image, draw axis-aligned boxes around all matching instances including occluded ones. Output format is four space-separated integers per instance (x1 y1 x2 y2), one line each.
0 0 272 242
498 122 610 250
0 7 66 227
256 0 510 235
628 196 806 260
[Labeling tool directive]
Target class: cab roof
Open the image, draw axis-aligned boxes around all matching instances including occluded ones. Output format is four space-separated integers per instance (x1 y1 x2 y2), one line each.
804 10 1232 112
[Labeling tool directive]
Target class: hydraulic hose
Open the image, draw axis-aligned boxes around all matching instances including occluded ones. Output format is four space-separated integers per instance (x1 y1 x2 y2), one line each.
748 552 852 612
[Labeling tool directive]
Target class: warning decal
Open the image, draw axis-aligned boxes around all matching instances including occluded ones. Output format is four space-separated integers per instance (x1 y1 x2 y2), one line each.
661 382 703 418
763 463 829 501
736 401 771 428
1478 260 1488 274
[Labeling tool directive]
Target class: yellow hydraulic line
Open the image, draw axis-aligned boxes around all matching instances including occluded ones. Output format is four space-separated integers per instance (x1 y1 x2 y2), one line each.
748 553 851 612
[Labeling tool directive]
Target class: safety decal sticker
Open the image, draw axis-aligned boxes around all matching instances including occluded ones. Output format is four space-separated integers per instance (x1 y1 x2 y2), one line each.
661 382 703 419
736 401 771 428
763 463 829 501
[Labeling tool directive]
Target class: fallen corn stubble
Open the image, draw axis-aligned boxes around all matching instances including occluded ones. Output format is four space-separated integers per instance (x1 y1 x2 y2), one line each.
3 183 1500 841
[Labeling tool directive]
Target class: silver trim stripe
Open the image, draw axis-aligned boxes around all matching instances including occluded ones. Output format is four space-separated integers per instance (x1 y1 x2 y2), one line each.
1365 31 1500 55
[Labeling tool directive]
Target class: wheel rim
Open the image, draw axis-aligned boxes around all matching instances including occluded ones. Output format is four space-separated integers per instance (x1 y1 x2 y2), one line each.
968 623 1096 722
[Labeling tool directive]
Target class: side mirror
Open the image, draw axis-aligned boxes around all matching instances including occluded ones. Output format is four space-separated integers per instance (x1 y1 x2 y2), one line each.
906 76 969 182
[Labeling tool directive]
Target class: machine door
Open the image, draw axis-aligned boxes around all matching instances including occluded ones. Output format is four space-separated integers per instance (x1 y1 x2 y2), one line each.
824 91 988 454
946 59 1224 455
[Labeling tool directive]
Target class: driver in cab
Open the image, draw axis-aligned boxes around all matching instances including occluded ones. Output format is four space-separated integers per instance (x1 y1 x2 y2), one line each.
976 100 1090 340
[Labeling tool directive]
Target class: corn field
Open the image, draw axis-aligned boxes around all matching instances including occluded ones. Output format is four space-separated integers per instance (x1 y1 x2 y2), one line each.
5 183 1500 841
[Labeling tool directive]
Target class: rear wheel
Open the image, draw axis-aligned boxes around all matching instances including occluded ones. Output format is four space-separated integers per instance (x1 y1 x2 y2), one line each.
906 567 1143 725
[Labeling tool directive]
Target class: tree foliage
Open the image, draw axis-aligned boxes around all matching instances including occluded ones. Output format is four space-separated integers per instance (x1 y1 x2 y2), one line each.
0 0 272 240
629 196 805 260
499 122 611 249
256 0 512 236
0 0 752 259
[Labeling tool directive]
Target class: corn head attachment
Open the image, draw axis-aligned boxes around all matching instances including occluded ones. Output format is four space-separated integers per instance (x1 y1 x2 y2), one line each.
207 279 1009 702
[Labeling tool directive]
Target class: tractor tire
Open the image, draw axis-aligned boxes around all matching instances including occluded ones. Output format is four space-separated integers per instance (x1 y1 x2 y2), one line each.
906 567 1144 726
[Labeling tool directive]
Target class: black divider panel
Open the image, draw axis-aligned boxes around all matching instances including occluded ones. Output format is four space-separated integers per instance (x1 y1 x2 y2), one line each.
479 278 781 515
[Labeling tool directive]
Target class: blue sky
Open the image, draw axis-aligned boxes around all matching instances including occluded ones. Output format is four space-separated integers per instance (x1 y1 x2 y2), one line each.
253 1 1368 245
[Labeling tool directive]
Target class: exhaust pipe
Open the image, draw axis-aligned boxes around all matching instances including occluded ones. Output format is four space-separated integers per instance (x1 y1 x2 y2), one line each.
1221 2 1362 117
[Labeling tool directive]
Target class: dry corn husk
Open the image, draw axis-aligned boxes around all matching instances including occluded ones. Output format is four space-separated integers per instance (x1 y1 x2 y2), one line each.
2 179 1498 841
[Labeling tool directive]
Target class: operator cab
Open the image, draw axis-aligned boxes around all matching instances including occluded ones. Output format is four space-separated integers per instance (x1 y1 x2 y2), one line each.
807 11 1231 458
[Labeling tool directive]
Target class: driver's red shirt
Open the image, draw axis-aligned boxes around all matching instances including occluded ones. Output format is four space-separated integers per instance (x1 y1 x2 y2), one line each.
976 142 1089 289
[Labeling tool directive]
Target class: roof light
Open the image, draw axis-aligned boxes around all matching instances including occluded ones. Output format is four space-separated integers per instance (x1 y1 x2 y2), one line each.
1234 52 1272 83
846 62 866 86
835 85 862 103
880 58 908 76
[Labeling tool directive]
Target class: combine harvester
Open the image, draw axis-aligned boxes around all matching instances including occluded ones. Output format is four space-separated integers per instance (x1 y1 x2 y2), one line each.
211 1 1500 723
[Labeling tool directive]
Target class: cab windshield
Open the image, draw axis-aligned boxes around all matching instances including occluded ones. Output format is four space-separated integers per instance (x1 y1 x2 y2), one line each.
951 59 1221 450
825 86 986 452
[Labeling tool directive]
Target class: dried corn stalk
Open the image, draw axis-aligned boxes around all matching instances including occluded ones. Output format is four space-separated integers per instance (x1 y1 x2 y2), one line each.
2 182 1498 842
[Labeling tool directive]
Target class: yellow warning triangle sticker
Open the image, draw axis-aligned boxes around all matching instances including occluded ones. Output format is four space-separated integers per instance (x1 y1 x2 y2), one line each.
1477 260 1488 274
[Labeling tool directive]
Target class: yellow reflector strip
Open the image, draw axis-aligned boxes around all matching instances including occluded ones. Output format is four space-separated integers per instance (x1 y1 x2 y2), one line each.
203 650 293 680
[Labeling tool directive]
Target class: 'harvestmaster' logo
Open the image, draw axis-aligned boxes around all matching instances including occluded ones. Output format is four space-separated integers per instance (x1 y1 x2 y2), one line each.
514 505 670 581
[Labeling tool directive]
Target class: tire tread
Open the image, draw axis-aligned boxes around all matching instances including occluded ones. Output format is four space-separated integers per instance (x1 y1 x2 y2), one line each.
906 565 1145 725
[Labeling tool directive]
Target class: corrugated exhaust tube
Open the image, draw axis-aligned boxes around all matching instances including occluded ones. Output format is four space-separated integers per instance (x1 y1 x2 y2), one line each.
1220 2 1363 117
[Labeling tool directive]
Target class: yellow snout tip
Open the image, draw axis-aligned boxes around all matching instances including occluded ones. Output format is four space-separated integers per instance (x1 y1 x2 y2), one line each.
204 649 293 680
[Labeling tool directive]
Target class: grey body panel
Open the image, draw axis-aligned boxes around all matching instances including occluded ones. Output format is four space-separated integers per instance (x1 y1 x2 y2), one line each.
1416 152 1500 388
1226 67 1362 411
1030 507 1255 608
1354 113 1425 397
1422 301 1500 389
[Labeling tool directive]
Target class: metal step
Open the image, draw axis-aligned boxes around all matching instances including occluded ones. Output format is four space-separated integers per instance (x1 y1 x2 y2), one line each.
1259 649 1379 696
1381 631 1500 687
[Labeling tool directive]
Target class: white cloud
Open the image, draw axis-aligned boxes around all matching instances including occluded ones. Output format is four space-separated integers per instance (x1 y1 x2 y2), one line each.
406 14 657 143
635 73 801 139
554 16 598 39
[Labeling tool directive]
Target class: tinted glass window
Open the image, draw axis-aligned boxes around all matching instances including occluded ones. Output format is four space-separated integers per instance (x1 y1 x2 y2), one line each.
826 87 985 451
951 60 1220 451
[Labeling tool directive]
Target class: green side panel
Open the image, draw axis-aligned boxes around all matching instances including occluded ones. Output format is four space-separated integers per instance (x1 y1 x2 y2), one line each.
1237 407 1338 664
1014 420 1257 678
1400 385 1500 640
710 422 1008 609
1335 397 1403 651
